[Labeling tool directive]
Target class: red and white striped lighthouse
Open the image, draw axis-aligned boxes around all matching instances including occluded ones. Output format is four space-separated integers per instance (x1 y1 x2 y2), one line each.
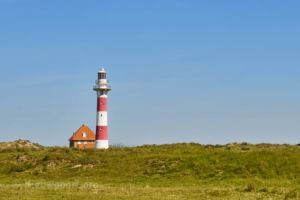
93 68 111 149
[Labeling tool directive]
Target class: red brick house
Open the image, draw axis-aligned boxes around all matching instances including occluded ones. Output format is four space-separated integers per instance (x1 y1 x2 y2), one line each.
69 125 95 149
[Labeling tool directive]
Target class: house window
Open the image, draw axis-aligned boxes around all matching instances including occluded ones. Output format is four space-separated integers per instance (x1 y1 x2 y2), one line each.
82 132 87 138
84 141 87 145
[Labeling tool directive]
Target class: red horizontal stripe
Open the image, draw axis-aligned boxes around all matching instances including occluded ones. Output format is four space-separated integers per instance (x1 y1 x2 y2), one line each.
97 97 107 111
96 126 108 140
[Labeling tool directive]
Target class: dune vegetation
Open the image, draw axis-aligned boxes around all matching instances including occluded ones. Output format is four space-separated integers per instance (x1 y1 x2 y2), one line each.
0 141 299 199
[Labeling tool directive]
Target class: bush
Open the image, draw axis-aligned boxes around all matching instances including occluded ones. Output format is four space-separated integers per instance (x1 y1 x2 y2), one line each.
6 163 33 173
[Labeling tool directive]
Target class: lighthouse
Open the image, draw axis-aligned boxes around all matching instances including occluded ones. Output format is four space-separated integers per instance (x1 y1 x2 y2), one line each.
93 68 111 149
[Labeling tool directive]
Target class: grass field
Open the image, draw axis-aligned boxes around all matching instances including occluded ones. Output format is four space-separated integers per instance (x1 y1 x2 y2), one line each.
0 142 299 199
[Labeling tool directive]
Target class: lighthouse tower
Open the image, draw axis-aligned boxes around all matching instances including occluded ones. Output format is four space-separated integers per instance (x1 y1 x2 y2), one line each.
93 68 111 149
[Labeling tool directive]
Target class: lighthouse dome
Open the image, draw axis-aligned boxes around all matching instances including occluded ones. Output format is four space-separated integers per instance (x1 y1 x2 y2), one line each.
99 68 106 73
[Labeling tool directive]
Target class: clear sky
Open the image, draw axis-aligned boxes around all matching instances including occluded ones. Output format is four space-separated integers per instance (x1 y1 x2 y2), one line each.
0 0 299 146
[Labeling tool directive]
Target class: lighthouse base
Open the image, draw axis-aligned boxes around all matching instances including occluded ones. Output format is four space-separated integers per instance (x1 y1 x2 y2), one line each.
95 140 109 149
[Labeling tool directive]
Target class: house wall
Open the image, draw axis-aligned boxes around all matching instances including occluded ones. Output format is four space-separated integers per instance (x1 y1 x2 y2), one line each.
71 141 95 149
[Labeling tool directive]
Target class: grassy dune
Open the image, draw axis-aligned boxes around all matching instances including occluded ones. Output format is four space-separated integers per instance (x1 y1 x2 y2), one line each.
0 143 299 199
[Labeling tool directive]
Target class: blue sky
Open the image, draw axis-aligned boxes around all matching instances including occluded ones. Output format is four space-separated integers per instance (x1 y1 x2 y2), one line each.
0 0 299 146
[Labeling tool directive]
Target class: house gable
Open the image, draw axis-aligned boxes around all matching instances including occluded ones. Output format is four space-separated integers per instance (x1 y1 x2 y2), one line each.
69 124 95 141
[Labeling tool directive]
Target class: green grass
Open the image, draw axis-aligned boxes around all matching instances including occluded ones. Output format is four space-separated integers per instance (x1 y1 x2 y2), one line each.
0 143 299 199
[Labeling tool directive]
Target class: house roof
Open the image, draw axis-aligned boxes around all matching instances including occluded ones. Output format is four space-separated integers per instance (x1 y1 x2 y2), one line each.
69 124 95 141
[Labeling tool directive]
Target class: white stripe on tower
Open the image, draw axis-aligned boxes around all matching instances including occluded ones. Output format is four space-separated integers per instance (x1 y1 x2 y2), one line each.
93 68 111 149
